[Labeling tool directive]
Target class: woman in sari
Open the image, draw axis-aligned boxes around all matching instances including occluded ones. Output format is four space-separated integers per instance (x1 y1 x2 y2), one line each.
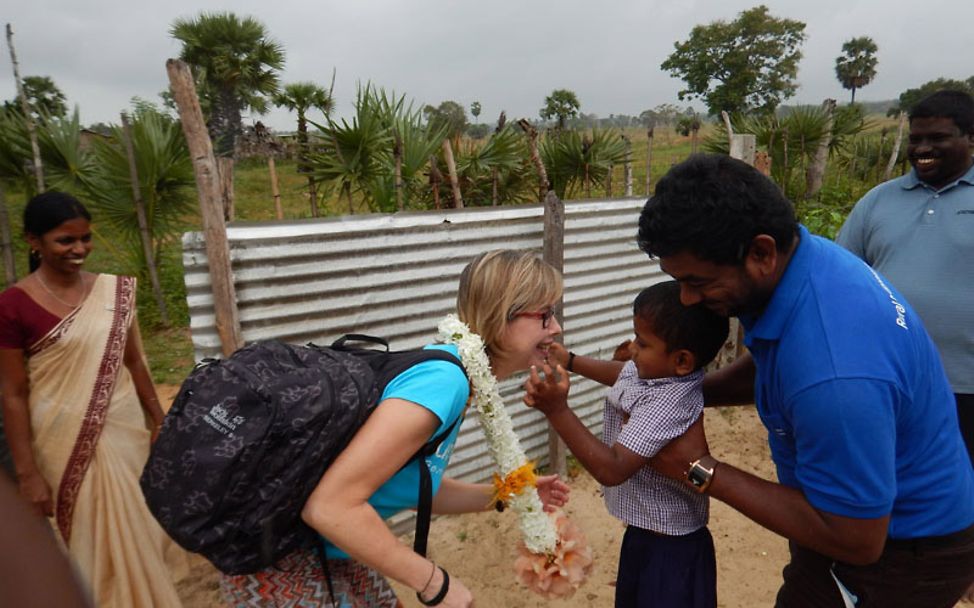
0 192 185 607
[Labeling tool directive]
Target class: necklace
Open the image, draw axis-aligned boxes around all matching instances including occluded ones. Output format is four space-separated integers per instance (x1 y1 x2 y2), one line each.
437 314 558 554
35 272 87 309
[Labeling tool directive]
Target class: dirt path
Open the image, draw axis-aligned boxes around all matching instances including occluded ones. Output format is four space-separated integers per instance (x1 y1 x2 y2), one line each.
171 403 790 607
161 385 969 607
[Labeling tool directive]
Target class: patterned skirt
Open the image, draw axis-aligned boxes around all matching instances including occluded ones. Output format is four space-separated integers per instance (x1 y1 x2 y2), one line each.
220 547 402 608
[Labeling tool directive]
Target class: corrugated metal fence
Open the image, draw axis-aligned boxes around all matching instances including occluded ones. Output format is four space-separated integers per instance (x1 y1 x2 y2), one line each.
182 197 666 527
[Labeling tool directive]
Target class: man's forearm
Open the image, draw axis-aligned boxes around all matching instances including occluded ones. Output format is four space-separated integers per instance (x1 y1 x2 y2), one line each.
706 460 888 565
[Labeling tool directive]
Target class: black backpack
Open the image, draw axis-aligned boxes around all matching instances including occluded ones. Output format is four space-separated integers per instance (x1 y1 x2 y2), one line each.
140 335 465 575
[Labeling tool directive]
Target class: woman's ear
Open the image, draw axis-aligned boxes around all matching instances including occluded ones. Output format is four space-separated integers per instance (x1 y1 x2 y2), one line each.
25 233 41 252
672 349 696 377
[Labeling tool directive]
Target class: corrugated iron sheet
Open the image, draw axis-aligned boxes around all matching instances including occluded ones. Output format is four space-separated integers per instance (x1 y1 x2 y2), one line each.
182 198 666 530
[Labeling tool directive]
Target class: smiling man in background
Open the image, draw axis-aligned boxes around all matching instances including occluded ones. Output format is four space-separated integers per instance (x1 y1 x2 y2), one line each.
837 89 974 466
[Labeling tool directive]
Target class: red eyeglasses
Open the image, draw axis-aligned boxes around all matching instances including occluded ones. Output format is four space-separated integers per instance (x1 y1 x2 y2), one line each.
510 308 556 329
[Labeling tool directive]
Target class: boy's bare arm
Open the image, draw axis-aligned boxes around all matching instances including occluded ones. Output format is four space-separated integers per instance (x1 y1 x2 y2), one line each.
548 342 625 387
524 363 648 486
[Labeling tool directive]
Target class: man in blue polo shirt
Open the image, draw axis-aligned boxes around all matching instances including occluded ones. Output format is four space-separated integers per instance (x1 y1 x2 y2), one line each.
637 153 974 607
837 90 974 467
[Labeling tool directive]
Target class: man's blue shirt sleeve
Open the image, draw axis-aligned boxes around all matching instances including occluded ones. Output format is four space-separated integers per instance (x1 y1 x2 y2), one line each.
788 377 898 519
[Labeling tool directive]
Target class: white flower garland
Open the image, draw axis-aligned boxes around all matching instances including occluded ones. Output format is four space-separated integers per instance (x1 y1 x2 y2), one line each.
438 314 558 554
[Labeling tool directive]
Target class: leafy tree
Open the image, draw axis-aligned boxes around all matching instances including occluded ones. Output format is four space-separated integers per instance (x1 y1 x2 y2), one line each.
170 12 285 157
639 103 680 128
661 5 806 115
540 89 581 129
470 101 482 122
466 123 490 139
3 75 68 122
888 76 974 116
423 100 467 141
835 37 879 104
85 122 113 136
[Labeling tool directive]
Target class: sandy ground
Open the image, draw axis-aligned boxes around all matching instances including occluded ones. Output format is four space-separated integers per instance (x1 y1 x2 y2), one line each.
161 384 969 608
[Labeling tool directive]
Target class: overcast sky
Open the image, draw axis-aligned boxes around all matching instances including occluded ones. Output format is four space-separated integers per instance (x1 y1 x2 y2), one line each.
3 0 970 131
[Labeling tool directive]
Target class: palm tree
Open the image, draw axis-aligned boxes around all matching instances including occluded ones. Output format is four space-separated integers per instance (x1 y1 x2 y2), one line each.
540 89 581 130
541 128 630 199
835 37 879 104
705 104 870 197
171 12 284 219
170 12 285 156
454 125 532 206
83 107 195 266
307 85 393 213
274 82 333 215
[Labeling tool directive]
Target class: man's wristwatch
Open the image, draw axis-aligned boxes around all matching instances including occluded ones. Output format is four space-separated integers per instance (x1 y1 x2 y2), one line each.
686 455 718 493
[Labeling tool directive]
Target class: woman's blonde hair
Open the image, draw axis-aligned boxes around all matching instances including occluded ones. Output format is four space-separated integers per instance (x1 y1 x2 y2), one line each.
456 250 563 356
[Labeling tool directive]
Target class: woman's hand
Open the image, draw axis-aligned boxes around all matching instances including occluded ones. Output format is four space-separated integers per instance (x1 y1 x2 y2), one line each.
535 474 570 512
17 471 53 517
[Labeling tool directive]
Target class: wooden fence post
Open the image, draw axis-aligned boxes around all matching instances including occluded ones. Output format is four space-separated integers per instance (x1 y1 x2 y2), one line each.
804 99 836 200
884 111 907 181
441 139 463 209
394 130 404 211
268 157 283 219
166 58 243 356
120 112 169 325
0 183 16 287
645 127 654 195
542 190 567 477
5 24 44 193
623 135 633 197
518 119 549 200
729 134 756 166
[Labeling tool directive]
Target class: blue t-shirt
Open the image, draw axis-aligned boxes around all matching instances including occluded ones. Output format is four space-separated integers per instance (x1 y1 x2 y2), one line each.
740 225 974 539
323 344 468 558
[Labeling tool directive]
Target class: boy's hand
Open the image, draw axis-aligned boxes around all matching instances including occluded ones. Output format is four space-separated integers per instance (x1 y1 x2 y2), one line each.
546 342 570 369
523 363 570 416
612 339 632 362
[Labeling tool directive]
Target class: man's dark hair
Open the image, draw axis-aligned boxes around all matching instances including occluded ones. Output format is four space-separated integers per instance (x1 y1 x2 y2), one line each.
633 281 729 370
637 154 798 265
909 90 974 134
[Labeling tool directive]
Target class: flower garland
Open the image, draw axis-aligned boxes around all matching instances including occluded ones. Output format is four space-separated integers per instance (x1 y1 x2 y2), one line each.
438 314 593 599
437 314 557 554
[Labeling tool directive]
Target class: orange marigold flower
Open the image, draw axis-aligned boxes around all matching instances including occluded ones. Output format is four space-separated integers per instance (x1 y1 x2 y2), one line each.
490 462 538 508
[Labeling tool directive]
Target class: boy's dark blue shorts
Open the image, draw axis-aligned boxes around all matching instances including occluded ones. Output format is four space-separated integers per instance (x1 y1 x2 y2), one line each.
615 525 717 608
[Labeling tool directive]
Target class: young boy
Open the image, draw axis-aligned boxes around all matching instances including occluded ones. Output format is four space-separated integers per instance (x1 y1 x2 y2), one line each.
524 280 728 608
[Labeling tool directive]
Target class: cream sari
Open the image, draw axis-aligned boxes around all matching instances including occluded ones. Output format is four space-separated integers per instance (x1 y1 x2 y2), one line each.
27 274 184 607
